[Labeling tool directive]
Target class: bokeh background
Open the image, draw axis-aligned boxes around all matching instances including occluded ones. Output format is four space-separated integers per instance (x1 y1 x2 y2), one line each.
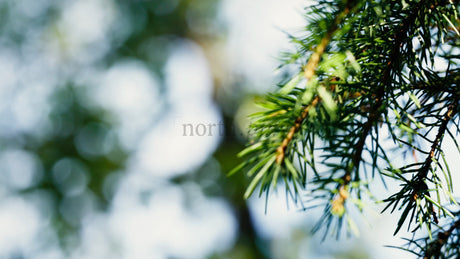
1 0 458 258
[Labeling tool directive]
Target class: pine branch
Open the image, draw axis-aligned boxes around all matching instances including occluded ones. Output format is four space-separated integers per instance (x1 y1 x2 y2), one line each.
276 0 357 165
348 2 422 181
408 70 460 95
424 217 460 258
383 98 458 235
276 96 320 164
417 102 456 222
232 0 460 250
303 1 355 80
419 103 456 180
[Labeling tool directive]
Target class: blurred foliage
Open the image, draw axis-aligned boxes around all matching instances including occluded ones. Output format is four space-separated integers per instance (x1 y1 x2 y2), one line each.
22 84 128 248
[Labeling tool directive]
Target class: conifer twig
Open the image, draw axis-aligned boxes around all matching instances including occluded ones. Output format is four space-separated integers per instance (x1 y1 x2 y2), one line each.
346 4 422 183
424 217 460 258
235 0 460 249
276 97 320 164
418 103 455 180
276 2 355 165
412 102 457 223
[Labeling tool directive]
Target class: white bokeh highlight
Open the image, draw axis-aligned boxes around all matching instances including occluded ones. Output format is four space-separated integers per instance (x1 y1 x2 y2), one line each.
109 178 236 259
95 60 161 149
54 0 115 64
134 40 222 178
0 197 41 258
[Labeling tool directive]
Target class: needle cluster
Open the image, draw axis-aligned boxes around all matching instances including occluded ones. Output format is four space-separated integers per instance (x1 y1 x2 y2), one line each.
232 0 460 256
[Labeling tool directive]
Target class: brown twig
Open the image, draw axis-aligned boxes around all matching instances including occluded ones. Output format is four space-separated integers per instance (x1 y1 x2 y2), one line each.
345 4 422 184
419 103 455 179
276 97 320 164
275 3 354 165
413 102 456 223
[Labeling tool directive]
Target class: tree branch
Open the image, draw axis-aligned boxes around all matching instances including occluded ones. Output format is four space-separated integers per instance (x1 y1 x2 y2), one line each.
346 4 423 184
276 2 355 165
424 217 460 258
276 97 320 164
413 102 457 223
408 70 460 96
418 103 455 179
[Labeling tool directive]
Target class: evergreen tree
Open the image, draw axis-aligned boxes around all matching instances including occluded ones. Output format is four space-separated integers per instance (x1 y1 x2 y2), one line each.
232 0 460 257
